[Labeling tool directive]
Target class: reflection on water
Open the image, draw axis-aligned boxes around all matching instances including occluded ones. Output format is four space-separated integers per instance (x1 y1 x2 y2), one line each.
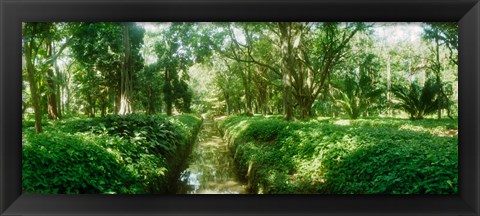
177 119 247 194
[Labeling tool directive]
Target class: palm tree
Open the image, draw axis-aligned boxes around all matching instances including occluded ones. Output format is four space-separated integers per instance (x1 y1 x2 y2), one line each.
392 78 442 120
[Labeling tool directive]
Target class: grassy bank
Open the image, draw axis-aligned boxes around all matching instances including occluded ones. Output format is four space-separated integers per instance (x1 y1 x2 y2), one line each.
218 115 458 194
22 114 202 194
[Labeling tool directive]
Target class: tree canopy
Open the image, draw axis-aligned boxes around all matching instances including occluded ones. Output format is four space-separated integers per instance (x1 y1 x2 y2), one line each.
22 22 458 133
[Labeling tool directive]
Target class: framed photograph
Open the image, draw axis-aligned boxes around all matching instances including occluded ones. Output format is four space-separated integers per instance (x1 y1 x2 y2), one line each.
1 0 479 215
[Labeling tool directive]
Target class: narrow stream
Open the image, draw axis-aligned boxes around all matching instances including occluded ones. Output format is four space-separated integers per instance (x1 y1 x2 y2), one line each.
176 118 247 194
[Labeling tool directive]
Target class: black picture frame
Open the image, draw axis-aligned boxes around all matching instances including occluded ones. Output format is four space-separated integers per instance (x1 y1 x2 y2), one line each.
1 0 479 215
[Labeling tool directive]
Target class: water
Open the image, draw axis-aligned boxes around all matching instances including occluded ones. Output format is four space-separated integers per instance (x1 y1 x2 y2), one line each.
176 118 247 194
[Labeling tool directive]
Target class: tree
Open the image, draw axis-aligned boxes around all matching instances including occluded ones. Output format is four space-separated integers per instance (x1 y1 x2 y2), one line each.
216 23 281 116
119 23 134 115
208 58 244 115
294 23 367 119
134 63 163 114
23 23 44 133
211 22 367 120
392 77 442 120
334 53 384 119
23 23 71 127
424 23 458 65
277 22 298 120
70 22 144 116
70 23 122 116
423 22 457 119
43 24 61 120
155 23 212 116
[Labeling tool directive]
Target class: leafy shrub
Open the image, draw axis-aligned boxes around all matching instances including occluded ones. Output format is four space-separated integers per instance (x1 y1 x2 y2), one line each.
22 132 137 194
89 114 184 156
22 114 202 194
219 116 458 194
333 57 384 119
392 78 449 120
240 119 288 142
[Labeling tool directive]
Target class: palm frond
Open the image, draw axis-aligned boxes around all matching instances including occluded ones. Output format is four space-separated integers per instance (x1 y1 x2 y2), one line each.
392 78 442 120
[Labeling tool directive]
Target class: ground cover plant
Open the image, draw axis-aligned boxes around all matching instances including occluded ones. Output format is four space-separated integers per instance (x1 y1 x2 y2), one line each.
218 115 458 194
22 114 201 194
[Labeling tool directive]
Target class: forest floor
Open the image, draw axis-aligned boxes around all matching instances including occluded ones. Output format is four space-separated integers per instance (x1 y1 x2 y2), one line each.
177 118 247 194
21 113 458 194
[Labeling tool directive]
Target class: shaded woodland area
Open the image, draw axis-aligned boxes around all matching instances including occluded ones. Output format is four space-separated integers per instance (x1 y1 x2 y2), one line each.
22 22 458 194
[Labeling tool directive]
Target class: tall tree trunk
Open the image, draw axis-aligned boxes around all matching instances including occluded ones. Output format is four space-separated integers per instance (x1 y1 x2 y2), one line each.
261 85 268 116
282 72 293 121
54 60 63 118
114 89 121 114
46 69 60 120
57 86 62 117
24 24 43 133
147 88 156 114
55 63 63 118
86 94 95 117
119 23 133 115
65 85 70 114
164 67 174 116
436 36 442 119
243 68 253 115
100 95 107 117
303 97 315 118
166 101 173 116
224 93 230 115
64 71 72 114
45 39 60 120
101 105 107 117
386 56 391 117
279 22 294 121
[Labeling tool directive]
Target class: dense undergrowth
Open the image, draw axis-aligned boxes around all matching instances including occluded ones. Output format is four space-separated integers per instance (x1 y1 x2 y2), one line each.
22 114 202 194
218 115 458 194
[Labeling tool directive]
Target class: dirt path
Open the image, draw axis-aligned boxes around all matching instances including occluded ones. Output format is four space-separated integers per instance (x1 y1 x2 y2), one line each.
176 118 247 194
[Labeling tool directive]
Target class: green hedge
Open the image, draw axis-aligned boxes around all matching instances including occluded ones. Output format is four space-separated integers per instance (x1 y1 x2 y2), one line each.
22 114 202 194
218 116 458 194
